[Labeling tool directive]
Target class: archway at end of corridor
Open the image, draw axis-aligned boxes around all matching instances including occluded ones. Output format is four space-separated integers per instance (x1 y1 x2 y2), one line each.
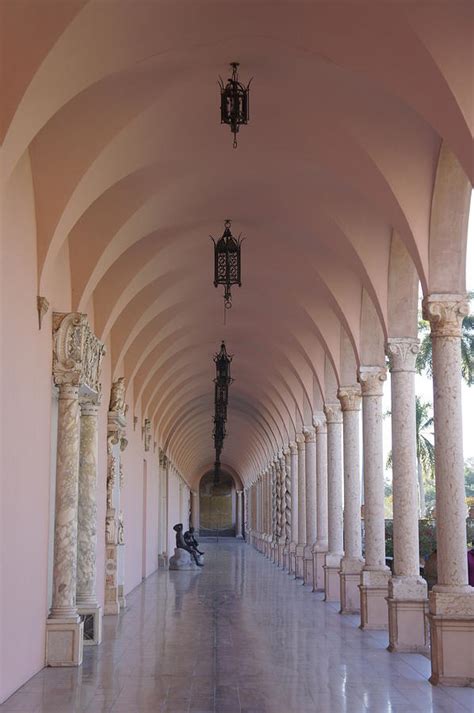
198 471 242 537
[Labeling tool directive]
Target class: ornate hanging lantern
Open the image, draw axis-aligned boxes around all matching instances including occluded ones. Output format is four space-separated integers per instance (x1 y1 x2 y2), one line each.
211 341 234 484
212 220 243 311
219 62 251 148
214 341 233 385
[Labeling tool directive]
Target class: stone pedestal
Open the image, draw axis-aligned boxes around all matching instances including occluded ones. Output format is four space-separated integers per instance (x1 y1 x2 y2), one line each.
169 548 203 570
289 542 297 575
324 553 342 602
295 544 305 579
303 545 313 585
312 547 327 592
359 569 391 630
340 559 364 613
428 591 474 686
45 619 84 667
77 605 102 646
387 576 429 653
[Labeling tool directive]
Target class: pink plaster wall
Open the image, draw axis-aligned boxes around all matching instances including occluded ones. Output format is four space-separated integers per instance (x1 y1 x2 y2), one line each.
0 154 71 702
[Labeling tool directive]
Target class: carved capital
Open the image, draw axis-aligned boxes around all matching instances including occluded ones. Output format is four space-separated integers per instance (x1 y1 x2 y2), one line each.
143 418 152 452
312 410 327 433
422 293 469 338
79 396 100 415
386 337 419 372
295 432 305 450
358 366 387 396
303 427 316 443
337 385 362 411
324 402 342 424
53 312 105 392
289 441 298 455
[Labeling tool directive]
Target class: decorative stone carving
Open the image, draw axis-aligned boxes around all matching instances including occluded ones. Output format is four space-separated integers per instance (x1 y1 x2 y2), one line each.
358 366 387 397
109 377 126 415
37 295 49 329
386 337 419 372
337 385 361 411
283 449 291 545
422 293 469 338
117 511 125 545
143 418 152 451
53 312 105 391
324 402 342 424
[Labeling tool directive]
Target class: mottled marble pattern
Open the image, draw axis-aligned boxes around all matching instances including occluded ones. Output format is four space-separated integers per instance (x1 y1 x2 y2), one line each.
2 540 473 713
77 403 99 604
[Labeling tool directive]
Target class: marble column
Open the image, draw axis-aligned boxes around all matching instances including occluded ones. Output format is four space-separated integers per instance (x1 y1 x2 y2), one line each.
46 383 84 666
386 338 429 652
236 490 243 538
271 461 278 561
338 385 364 613
283 448 292 571
76 398 102 646
303 428 317 585
323 403 344 602
313 413 328 592
358 366 391 630
423 294 474 686
295 434 306 579
289 441 299 575
277 454 286 567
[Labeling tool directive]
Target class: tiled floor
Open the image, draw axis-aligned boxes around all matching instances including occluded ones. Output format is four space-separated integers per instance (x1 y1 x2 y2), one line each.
2 540 474 713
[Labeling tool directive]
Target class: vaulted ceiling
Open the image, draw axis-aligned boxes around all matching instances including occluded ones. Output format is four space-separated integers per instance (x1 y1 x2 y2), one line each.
1 0 472 483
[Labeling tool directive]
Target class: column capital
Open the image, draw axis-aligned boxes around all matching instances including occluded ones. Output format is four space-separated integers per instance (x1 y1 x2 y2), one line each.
422 293 469 338
53 312 105 391
337 384 361 411
303 427 316 443
295 432 305 450
79 397 100 416
289 441 298 455
312 410 327 433
386 337 419 372
358 366 387 396
324 402 342 424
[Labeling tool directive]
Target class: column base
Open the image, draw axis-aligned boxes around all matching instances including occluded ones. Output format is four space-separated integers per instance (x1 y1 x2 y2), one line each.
324 553 342 602
282 544 290 571
77 604 102 646
303 545 313 585
339 558 364 613
158 554 169 569
46 617 83 666
387 576 429 653
118 585 127 610
295 544 305 579
428 589 474 687
289 542 297 575
359 568 391 630
312 546 327 592
277 542 285 568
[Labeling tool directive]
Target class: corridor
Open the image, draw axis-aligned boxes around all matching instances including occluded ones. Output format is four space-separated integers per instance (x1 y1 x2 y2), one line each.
1 541 473 713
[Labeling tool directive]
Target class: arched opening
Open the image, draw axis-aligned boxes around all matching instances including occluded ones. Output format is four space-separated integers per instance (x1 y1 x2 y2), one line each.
199 471 236 537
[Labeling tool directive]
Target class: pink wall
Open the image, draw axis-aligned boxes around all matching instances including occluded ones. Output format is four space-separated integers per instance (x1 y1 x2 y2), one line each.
0 155 183 703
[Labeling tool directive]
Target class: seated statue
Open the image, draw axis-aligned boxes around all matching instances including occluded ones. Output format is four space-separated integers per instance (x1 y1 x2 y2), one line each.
184 526 204 556
173 523 203 566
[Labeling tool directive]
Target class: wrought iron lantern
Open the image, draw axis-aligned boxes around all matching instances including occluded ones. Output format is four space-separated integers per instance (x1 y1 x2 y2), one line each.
214 341 233 385
219 62 251 148
211 341 234 484
212 220 243 311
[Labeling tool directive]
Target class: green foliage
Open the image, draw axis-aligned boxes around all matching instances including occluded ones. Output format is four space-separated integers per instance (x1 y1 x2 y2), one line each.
416 398 435 481
465 457 474 498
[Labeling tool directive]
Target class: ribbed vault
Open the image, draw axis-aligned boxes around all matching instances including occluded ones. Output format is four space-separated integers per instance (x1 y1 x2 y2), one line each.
1 0 472 485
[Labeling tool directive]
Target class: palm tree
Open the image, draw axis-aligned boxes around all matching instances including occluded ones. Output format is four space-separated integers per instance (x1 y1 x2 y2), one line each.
416 291 474 386
415 397 435 517
386 396 435 517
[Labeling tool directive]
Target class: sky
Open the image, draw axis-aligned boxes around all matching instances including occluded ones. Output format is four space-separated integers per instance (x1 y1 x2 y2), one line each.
383 191 474 469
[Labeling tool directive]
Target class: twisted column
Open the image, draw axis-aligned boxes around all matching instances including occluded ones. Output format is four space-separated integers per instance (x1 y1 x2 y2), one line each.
386 338 428 652
423 294 474 685
358 366 390 630
304 428 317 584
289 441 298 574
323 403 343 601
313 413 328 592
76 398 102 645
295 433 306 578
338 385 364 613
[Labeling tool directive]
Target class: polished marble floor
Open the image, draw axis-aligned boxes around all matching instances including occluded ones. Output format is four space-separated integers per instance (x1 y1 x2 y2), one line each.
2 539 474 713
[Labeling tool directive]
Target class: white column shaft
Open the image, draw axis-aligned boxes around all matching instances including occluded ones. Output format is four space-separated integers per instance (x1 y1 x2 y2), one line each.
305 431 317 545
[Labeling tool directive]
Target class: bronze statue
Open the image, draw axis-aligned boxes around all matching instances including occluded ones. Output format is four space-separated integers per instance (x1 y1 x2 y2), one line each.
173 523 203 566
184 526 204 556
